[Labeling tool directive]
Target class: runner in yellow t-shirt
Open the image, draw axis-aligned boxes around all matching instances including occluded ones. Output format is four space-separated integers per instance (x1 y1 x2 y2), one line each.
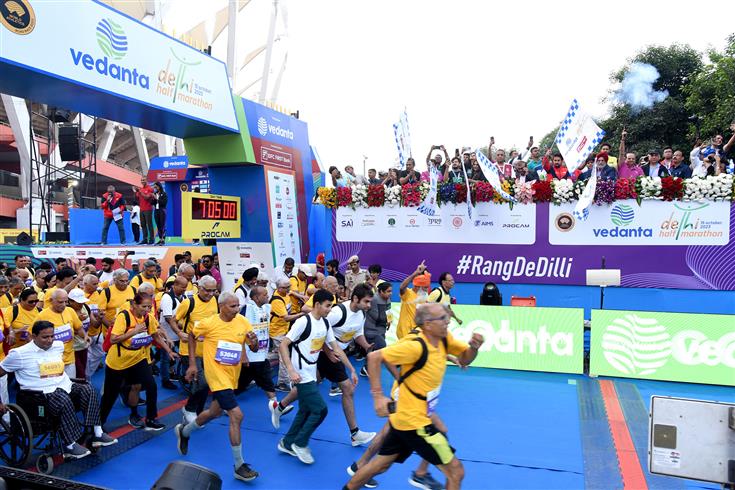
3 288 40 350
396 262 431 339
427 273 462 325
288 265 311 314
130 261 164 292
269 278 306 392
344 303 485 490
97 269 136 332
175 291 260 482
37 289 86 378
169 276 219 422
99 293 175 430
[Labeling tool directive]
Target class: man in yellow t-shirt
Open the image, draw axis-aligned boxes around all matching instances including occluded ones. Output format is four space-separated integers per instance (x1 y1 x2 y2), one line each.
37 289 86 378
130 260 164 292
174 292 260 483
396 262 431 339
344 303 484 490
427 272 463 325
301 276 339 314
270 278 306 392
288 265 311 314
170 275 219 421
99 293 174 430
164 264 196 298
3 288 40 350
98 269 136 332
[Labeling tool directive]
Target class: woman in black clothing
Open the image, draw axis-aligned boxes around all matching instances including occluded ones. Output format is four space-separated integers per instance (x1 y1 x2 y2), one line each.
152 182 168 245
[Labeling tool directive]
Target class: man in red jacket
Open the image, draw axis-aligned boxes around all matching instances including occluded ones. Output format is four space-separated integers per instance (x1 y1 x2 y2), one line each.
100 185 126 245
133 178 155 245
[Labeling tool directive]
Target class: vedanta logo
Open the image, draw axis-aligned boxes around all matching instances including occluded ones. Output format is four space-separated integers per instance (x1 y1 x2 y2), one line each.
610 204 634 226
96 18 127 60
70 18 149 89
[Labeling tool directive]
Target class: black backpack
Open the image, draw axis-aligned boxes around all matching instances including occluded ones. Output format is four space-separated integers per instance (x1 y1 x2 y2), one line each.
391 330 448 401
330 303 365 344
289 315 330 369
182 295 219 334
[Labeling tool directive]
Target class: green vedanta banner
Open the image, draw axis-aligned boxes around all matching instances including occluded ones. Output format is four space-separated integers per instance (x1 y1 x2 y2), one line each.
386 304 584 374
590 309 735 386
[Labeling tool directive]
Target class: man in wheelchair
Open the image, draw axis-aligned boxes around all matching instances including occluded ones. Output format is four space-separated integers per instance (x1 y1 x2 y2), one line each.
0 320 117 459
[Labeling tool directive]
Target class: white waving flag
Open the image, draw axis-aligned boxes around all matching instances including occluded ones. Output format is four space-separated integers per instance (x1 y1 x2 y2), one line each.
417 166 440 217
393 109 412 170
574 164 597 221
555 99 606 171
475 149 516 202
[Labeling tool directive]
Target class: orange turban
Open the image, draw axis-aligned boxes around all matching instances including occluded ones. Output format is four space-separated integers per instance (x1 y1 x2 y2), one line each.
413 272 431 288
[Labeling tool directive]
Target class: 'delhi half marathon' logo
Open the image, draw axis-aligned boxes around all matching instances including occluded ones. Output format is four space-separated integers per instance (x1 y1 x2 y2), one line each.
70 18 150 89
156 49 213 111
1 0 36 35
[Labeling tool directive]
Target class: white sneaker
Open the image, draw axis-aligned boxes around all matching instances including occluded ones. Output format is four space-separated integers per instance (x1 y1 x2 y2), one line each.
351 429 376 447
277 439 296 457
291 443 314 464
269 400 281 429
181 407 197 425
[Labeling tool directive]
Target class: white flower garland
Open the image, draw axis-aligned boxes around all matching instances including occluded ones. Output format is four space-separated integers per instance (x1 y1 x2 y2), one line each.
683 174 733 201
385 185 401 207
351 184 368 208
552 179 575 204
638 177 663 200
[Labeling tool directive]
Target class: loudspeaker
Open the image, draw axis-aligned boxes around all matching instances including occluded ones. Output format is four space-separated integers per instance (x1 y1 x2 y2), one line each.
45 232 70 242
58 125 81 161
152 461 222 490
0 467 107 489
49 108 72 123
16 231 32 245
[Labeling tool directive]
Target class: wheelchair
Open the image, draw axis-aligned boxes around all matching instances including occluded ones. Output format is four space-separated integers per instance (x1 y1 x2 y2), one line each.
0 380 96 474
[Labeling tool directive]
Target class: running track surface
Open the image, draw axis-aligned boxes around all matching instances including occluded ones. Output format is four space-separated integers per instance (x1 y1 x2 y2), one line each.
56 367 733 490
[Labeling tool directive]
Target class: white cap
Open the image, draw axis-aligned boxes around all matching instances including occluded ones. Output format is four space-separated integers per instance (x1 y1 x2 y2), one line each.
298 264 314 277
68 288 89 304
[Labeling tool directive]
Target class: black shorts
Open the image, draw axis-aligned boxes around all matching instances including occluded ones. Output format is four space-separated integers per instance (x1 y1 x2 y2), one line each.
316 351 348 383
236 361 275 394
211 389 238 411
378 423 455 466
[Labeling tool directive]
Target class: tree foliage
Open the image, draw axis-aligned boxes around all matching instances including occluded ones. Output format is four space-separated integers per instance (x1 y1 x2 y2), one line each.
684 34 735 140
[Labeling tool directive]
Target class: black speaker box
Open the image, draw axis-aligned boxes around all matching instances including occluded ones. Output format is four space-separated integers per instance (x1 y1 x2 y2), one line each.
15 232 32 246
58 125 81 161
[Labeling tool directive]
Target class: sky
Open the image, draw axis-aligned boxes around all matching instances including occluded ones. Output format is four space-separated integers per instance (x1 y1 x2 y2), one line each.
170 0 735 174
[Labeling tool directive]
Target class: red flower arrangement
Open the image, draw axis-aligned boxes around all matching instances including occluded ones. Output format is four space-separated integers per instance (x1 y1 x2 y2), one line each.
455 183 467 203
367 184 385 207
401 183 421 207
532 180 553 202
336 186 353 207
614 178 638 200
474 181 494 203
661 176 684 201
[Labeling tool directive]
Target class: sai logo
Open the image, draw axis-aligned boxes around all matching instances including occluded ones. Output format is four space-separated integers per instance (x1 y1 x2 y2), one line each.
601 314 672 376
96 18 127 60
610 204 634 227
257 117 269 137
0 0 36 35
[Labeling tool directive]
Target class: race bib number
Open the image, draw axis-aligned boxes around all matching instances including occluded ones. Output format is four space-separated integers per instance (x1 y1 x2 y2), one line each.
310 335 325 353
54 323 73 343
427 384 441 416
89 304 99 314
252 323 269 351
339 329 357 342
184 290 194 298
19 327 30 341
0 330 4 343
130 332 153 349
39 359 64 378
215 340 243 365
386 312 393 324
82 318 91 332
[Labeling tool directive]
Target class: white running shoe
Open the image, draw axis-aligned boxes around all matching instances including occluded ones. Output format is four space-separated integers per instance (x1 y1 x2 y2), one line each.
351 429 377 447
269 400 281 429
291 443 314 464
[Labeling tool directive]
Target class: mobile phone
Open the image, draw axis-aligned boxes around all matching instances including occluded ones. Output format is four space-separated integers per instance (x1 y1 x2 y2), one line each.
387 401 396 414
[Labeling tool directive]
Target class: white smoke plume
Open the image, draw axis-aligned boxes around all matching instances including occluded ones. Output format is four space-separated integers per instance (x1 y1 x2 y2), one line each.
614 62 669 111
